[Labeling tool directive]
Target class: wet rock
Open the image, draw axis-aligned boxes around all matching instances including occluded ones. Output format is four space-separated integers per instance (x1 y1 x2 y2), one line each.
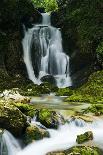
24 124 50 145
0 101 27 137
41 75 57 86
47 146 101 155
76 131 93 144
36 109 65 129
0 89 30 103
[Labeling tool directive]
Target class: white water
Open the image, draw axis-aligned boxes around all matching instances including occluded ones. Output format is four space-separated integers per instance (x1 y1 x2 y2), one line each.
4 119 103 155
1 130 21 155
22 13 72 88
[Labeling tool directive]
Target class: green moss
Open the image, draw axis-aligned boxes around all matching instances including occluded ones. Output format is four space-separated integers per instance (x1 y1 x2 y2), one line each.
47 146 101 155
32 0 58 12
24 125 50 145
65 71 103 104
56 88 73 96
37 109 65 129
84 104 103 115
14 103 36 118
76 131 93 144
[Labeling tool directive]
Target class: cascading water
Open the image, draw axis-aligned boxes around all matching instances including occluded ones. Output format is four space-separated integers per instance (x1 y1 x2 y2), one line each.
17 119 103 155
1 130 21 155
3 119 103 155
22 13 72 88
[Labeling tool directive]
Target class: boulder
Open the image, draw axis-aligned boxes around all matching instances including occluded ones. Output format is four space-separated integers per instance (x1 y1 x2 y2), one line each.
36 109 65 129
76 131 93 144
24 124 50 145
0 101 27 137
46 146 101 155
41 75 57 86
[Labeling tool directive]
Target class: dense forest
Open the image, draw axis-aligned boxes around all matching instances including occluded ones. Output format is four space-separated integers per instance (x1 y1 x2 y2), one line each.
0 0 103 155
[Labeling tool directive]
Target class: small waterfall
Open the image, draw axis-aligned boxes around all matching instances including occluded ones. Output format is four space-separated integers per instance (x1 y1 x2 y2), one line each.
1 130 21 155
22 13 72 88
17 119 103 155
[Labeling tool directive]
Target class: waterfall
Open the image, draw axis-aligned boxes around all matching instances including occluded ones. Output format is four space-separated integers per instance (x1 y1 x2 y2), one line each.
22 13 72 88
1 130 21 155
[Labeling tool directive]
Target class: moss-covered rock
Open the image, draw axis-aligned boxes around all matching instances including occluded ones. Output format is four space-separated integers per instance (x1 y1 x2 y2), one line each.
36 109 65 129
76 131 93 144
15 102 36 118
0 100 27 137
47 146 101 155
23 124 50 145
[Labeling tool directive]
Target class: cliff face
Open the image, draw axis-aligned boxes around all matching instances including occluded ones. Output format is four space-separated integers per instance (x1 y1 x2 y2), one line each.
51 0 103 86
0 0 41 77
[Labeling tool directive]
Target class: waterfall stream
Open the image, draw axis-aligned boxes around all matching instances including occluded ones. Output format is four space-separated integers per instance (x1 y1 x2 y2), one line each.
2 119 103 155
22 13 72 88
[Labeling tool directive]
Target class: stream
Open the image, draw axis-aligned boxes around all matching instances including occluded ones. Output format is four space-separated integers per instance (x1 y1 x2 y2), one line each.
1 94 103 155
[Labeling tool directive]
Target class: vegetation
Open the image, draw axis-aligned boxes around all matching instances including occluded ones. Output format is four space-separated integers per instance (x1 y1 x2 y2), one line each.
65 71 103 104
32 0 58 12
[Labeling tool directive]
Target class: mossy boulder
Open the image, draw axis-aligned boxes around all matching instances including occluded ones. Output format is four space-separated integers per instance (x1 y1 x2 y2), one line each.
76 131 93 144
36 109 65 129
0 100 27 137
47 146 101 155
14 103 36 118
23 124 50 145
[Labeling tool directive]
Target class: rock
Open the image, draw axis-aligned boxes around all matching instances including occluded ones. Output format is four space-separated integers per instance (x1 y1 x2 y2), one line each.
0 101 27 137
71 115 93 123
41 75 57 86
0 89 30 103
76 131 93 144
46 146 101 155
14 103 36 118
36 109 65 129
24 124 50 145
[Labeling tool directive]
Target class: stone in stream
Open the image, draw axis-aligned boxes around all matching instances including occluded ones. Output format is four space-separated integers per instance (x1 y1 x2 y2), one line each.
41 75 57 86
23 124 50 145
76 131 93 144
0 101 27 137
46 146 101 155
36 109 65 129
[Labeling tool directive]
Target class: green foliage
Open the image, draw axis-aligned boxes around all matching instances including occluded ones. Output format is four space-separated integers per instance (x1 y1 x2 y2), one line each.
58 0 103 63
96 41 103 64
32 0 58 12
65 71 103 104
85 104 103 115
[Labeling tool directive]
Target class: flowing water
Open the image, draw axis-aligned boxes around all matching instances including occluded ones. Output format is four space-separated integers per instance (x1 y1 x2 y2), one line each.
2 119 103 155
22 13 72 88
